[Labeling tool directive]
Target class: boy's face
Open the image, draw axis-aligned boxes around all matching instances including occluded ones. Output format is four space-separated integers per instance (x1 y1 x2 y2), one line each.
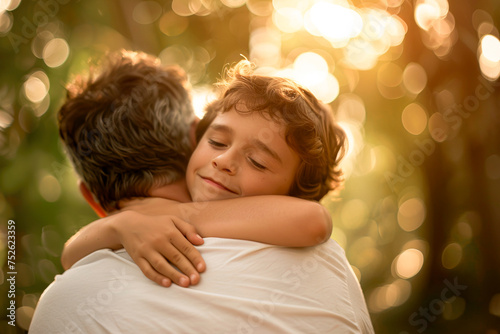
186 109 300 202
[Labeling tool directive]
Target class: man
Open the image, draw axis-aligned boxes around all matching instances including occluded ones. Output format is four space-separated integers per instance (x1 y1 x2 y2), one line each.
29 50 373 333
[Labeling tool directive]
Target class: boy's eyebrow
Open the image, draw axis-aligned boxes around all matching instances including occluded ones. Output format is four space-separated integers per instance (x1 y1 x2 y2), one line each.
251 138 282 164
209 123 233 134
209 122 282 164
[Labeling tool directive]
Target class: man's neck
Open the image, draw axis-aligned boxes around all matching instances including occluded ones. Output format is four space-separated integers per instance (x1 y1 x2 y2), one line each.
148 178 191 203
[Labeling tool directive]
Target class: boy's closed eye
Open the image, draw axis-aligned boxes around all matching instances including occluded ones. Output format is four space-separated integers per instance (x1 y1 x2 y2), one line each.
208 138 227 148
248 156 267 170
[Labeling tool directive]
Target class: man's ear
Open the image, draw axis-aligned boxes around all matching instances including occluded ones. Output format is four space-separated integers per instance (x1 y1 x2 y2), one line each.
79 182 107 218
189 117 200 148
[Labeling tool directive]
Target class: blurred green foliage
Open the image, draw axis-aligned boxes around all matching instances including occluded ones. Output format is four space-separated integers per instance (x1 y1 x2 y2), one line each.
1 0 500 333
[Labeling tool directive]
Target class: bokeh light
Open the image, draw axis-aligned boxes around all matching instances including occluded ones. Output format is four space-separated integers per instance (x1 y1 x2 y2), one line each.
23 72 49 103
401 103 428 135
481 34 500 62
368 279 412 313
43 38 70 68
394 248 424 279
0 110 14 129
479 34 500 80
397 197 426 232
403 62 428 95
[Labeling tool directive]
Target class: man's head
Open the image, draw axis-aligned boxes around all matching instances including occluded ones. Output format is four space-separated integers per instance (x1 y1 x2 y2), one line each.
192 60 347 201
58 50 194 213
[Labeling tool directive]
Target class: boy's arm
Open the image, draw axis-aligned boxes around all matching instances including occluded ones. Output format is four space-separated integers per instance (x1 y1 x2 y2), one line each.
125 195 332 247
61 212 206 288
62 195 332 287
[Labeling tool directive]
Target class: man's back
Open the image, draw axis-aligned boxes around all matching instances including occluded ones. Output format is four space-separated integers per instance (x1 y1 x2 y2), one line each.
30 238 373 334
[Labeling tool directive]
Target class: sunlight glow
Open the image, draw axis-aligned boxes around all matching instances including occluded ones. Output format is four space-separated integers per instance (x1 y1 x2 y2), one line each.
307 2 362 43
250 1 407 71
192 86 216 119
273 7 303 33
344 9 406 70
337 121 364 178
249 27 281 67
337 94 366 125
292 52 339 103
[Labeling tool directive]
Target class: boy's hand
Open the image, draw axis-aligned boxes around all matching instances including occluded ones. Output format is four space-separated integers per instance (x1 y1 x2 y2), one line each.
113 212 206 288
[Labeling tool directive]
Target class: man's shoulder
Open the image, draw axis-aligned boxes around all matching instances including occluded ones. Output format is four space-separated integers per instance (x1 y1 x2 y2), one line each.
69 248 133 268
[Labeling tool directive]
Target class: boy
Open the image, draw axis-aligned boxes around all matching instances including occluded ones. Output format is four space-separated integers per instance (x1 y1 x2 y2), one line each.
60 58 347 288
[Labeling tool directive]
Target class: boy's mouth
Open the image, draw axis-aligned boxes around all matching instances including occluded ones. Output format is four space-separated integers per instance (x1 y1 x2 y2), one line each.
200 176 238 194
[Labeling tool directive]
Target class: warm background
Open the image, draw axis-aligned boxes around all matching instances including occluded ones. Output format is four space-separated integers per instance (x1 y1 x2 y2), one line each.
1 0 499 333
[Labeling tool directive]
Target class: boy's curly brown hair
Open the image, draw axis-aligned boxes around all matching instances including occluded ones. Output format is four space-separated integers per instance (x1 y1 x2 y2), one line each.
196 60 347 201
58 50 194 211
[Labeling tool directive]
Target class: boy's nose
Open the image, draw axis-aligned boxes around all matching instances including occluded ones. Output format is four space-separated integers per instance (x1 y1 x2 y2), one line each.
212 155 237 175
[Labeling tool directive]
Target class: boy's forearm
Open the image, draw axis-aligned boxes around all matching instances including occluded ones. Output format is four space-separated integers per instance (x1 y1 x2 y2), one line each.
174 196 332 246
61 214 123 270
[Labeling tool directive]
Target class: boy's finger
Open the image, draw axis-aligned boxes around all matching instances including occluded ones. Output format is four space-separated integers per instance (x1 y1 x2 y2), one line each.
187 232 204 246
135 257 172 287
172 218 206 273
170 232 206 275
142 250 191 287
161 242 201 285
177 238 206 274
151 243 198 286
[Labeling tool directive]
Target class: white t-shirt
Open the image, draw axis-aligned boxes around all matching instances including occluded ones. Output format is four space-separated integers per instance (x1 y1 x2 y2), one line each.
29 238 374 334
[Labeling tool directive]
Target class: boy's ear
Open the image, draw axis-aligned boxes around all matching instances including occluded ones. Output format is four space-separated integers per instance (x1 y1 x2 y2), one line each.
189 117 200 147
79 182 107 218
